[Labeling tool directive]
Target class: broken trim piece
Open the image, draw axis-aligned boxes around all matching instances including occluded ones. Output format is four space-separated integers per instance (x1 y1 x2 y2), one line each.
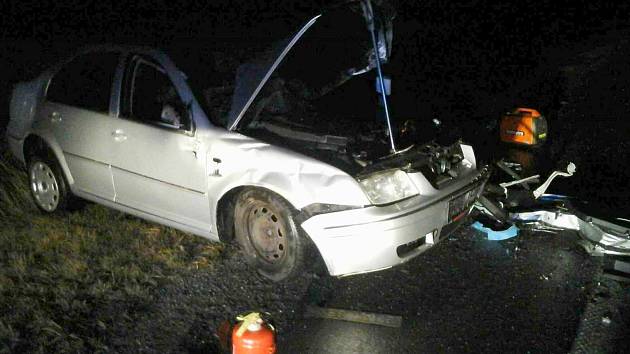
471 221 519 240
511 210 630 255
533 162 576 199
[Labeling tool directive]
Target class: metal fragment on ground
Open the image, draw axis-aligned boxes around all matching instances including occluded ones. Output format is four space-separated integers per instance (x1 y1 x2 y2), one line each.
511 211 630 255
304 306 402 328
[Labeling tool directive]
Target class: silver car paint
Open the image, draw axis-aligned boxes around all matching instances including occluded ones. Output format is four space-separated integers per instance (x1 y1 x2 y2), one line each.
41 101 117 200
7 38 483 277
8 47 370 221
303 147 484 276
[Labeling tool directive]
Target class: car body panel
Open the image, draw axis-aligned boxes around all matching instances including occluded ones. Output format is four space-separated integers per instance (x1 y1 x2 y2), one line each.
106 50 212 233
7 76 48 163
40 102 116 200
303 166 487 276
108 118 211 232
303 196 452 276
205 131 370 210
73 185 214 238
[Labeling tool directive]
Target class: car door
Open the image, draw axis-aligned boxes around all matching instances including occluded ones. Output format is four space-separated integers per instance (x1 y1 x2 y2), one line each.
42 51 119 200
109 54 210 232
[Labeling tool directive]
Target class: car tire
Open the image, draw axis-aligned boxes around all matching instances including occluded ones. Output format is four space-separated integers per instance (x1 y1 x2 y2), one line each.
234 188 307 282
27 155 72 213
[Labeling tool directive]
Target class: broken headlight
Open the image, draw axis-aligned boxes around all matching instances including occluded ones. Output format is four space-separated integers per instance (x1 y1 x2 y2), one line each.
358 169 419 205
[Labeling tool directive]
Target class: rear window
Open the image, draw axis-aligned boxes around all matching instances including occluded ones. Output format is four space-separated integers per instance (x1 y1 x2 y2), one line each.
47 51 119 113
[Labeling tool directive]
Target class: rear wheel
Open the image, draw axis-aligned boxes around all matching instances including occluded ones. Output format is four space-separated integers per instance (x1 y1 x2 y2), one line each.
234 189 307 282
27 156 71 213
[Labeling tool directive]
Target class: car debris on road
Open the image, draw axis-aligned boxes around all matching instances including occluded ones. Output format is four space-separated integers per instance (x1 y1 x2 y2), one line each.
472 158 630 280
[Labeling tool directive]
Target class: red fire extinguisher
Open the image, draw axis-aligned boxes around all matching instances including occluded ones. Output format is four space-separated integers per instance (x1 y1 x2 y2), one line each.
232 312 276 354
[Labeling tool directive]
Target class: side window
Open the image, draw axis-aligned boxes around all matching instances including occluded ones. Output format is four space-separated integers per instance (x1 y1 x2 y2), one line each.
47 52 119 113
126 59 189 130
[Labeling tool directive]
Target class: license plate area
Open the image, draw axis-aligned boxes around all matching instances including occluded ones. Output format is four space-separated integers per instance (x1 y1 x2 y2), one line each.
448 187 477 222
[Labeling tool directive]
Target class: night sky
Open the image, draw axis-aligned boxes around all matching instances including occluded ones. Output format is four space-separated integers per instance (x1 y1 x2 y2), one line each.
1 0 628 131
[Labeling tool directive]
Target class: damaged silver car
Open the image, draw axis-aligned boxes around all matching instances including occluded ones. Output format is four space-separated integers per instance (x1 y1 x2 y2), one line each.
6 1 488 280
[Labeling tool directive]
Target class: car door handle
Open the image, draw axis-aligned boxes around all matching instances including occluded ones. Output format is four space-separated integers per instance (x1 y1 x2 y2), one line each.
111 129 127 142
49 111 62 123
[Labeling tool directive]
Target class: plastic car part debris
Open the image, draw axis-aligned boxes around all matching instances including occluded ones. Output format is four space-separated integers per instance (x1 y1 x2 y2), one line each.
489 160 576 209
501 161 522 171
471 221 519 240
491 174 541 203
496 159 532 190
475 195 509 223
602 256 630 282
537 194 570 202
481 158 630 284
499 174 540 189
511 210 630 256
533 162 576 199
611 259 630 273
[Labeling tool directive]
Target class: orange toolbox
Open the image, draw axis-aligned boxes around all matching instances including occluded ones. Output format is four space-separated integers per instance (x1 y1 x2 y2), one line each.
499 108 548 146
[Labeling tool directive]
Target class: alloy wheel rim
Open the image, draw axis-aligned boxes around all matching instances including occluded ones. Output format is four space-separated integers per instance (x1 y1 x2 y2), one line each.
246 201 287 264
30 161 60 212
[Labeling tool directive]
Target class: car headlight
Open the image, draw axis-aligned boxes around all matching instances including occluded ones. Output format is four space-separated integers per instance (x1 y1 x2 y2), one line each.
358 169 419 205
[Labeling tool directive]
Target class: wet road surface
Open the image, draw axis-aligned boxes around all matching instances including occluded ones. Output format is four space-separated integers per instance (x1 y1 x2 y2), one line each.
279 226 614 353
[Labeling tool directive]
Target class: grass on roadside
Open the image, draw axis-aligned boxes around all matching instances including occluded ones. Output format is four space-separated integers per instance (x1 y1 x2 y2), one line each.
0 149 223 352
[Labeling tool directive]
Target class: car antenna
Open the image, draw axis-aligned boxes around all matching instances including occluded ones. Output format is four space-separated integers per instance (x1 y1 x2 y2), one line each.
362 0 396 153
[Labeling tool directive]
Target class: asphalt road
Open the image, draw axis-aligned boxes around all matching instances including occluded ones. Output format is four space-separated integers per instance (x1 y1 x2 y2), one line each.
279 225 627 353
106 220 629 353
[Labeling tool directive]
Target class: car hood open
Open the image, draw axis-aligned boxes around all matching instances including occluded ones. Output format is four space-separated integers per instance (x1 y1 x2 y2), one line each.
226 1 394 131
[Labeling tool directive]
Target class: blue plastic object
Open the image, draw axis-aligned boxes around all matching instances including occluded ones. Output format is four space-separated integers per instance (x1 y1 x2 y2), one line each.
539 194 569 202
471 221 519 241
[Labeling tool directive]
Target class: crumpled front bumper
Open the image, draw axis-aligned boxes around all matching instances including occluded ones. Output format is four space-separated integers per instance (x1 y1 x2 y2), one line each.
301 176 487 276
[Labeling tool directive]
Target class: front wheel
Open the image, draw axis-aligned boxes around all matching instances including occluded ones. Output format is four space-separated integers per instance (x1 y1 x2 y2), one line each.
27 156 71 213
233 189 307 282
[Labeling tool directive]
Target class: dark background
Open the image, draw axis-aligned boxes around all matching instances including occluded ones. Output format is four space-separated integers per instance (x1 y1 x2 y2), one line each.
2 0 628 124
1 0 629 214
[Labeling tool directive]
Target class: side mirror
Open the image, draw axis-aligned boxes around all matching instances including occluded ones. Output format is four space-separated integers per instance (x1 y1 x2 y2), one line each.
173 100 195 132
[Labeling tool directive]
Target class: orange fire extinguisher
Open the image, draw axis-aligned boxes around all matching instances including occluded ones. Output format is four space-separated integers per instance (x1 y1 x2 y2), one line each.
232 312 276 354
